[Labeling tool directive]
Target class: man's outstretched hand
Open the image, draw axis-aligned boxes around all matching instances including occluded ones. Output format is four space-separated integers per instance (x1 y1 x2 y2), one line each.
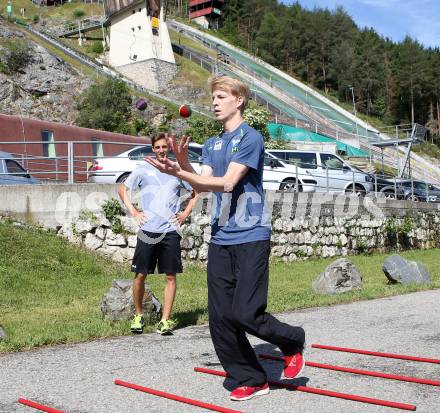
167 134 191 168
145 156 181 176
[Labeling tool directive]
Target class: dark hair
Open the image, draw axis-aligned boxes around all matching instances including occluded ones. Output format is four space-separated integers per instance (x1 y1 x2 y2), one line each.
151 133 167 147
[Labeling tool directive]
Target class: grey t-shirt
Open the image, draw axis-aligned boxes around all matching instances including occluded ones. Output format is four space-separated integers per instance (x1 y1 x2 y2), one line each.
124 162 192 233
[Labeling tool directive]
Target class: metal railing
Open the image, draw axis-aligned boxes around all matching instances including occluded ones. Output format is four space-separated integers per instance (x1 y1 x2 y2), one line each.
2 141 439 203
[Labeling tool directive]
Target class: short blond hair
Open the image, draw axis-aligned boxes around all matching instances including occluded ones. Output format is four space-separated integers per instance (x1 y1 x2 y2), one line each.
208 76 250 113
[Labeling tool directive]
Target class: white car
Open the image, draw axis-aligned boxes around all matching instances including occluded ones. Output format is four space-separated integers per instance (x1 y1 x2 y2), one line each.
89 145 317 192
263 152 317 192
88 145 202 183
267 149 373 195
192 144 317 192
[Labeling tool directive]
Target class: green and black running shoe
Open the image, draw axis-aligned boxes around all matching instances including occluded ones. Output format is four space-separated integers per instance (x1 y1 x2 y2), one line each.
130 314 145 334
156 319 176 335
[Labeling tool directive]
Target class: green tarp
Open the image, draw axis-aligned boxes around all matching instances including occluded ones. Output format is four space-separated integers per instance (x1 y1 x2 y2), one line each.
267 123 368 157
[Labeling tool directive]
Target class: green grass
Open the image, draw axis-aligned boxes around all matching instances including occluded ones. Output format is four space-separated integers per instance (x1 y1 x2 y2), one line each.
268 252 440 312
172 54 212 106
372 161 398 177
1 220 439 353
0 220 207 353
413 141 440 162
169 28 217 59
60 28 105 59
0 0 102 23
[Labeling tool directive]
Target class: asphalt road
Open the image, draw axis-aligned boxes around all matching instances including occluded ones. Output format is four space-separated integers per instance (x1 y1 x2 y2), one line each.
1 290 439 413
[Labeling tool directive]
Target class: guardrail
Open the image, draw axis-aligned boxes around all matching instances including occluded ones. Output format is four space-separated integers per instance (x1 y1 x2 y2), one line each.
1 141 439 202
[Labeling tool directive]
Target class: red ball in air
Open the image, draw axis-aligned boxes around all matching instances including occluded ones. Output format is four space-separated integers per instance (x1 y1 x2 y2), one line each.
179 104 192 118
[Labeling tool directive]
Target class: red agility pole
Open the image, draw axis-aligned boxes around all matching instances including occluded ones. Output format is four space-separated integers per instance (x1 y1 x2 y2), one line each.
18 398 65 413
114 379 243 413
259 353 440 387
312 343 440 364
194 367 416 411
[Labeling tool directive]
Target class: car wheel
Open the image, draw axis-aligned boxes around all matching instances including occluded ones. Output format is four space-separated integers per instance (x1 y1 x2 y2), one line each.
406 194 420 202
345 184 366 197
382 190 396 200
116 173 130 183
279 179 302 192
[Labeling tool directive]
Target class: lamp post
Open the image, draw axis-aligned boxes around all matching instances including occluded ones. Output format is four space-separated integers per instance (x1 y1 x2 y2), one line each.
349 86 359 136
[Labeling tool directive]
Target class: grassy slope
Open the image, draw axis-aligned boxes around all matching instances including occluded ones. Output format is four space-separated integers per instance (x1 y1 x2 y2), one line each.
0 1 102 22
0 220 207 352
1 220 439 353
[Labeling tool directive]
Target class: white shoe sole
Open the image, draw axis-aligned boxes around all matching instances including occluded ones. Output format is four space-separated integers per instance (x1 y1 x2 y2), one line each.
230 387 270 401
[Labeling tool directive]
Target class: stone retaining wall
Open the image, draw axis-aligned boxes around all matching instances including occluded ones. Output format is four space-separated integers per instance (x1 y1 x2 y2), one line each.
58 192 440 264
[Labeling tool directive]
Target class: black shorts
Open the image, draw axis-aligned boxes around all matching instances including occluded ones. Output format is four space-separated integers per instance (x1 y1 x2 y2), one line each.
131 230 183 275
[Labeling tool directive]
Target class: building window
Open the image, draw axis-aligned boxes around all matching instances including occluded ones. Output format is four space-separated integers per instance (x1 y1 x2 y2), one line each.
91 138 104 157
41 130 56 158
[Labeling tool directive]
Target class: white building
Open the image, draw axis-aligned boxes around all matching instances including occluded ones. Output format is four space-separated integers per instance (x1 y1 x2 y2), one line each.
104 0 177 91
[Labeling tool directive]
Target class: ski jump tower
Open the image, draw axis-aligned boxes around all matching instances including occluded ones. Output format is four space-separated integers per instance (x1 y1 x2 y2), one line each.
104 0 176 92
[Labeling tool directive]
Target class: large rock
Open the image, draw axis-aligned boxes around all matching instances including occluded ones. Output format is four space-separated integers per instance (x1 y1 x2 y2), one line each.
0 326 6 340
383 255 431 284
84 233 103 250
120 216 139 234
100 279 162 321
313 258 363 294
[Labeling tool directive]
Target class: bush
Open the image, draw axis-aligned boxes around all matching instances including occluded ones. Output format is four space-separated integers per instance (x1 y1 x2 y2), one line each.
86 41 104 55
73 9 86 19
102 198 124 222
184 116 222 144
0 39 32 75
76 78 132 133
243 104 270 141
32 15 39 24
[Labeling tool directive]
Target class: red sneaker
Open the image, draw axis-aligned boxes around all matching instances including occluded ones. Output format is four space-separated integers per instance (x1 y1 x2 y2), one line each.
283 352 305 379
230 382 270 401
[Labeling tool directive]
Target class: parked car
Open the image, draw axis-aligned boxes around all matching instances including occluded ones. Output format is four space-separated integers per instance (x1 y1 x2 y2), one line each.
88 145 203 183
188 142 204 157
262 152 317 192
380 179 440 202
192 144 318 192
89 144 318 192
0 151 39 185
267 149 373 195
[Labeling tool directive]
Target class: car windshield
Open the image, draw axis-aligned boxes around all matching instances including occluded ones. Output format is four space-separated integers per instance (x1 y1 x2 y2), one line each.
128 147 153 160
128 146 200 163
264 154 282 168
320 154 345 170
189 146 203 156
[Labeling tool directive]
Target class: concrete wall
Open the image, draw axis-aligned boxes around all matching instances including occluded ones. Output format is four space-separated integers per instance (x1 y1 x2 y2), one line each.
116 58 177 92
50 190 440 264
0 183 119 229
2 184 440 266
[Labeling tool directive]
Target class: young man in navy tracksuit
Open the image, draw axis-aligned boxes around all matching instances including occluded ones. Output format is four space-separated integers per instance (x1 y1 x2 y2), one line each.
146 76 306 401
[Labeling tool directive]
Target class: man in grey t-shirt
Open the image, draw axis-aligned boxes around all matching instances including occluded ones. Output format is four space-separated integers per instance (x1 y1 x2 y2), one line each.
118 134 196 335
